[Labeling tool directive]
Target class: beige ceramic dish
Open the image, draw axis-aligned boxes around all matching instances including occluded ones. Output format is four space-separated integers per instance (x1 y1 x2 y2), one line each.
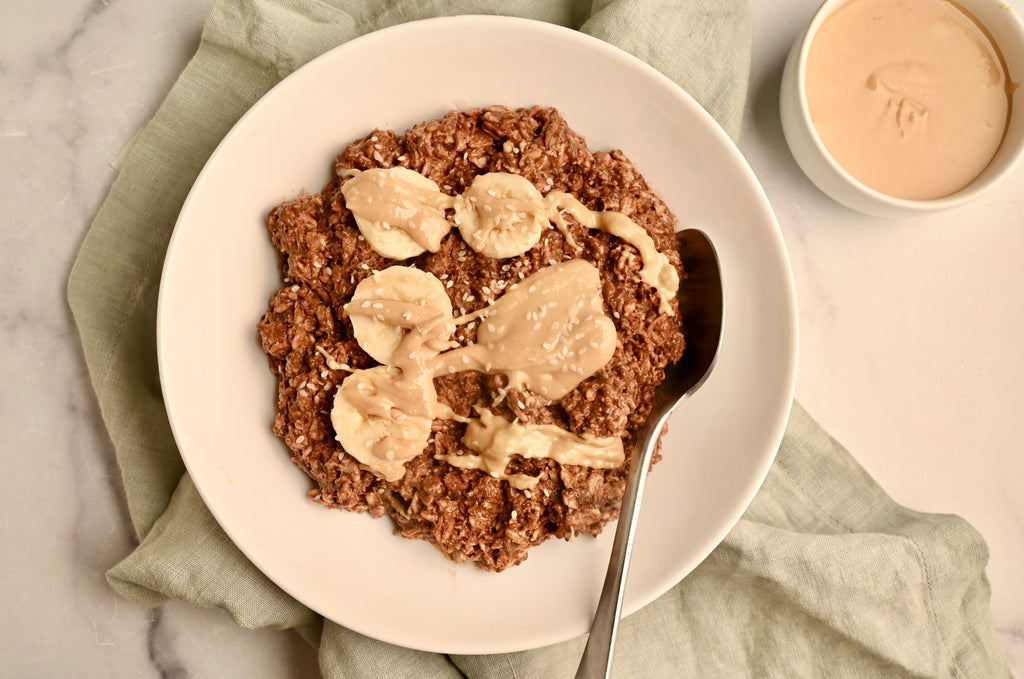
158 16 798 654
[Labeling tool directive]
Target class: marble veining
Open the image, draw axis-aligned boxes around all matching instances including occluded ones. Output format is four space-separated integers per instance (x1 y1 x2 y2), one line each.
147 608 190 679
2 0 1021 676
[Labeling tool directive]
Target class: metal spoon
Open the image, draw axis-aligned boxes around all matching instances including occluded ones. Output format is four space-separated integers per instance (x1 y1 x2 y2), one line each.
574 228 724 679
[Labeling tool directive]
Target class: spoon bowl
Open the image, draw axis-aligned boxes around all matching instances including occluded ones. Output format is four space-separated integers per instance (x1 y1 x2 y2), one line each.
575 227 724 678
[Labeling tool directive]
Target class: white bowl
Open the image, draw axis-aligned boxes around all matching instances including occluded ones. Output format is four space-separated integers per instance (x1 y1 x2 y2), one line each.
780 0 1024 218
158 15 798 654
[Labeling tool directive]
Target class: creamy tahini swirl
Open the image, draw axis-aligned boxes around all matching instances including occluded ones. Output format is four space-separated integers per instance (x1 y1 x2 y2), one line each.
341 168 679 313
335 260 625 486
331 167 681 485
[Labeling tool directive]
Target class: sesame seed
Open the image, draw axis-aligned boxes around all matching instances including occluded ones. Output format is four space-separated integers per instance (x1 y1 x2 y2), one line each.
510 510 518 520
296 435 306 444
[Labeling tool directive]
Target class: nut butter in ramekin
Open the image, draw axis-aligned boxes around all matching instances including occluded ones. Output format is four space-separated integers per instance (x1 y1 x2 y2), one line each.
781 0 1024 217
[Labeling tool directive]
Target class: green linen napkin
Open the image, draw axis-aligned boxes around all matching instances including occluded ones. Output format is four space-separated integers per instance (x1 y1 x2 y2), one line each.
67 0 1011 676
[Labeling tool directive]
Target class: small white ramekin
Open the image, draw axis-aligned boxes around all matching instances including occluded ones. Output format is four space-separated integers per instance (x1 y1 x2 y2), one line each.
780 0 1024 218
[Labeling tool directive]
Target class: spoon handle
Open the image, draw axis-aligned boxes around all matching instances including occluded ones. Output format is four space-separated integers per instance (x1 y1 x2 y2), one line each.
574 405 675 679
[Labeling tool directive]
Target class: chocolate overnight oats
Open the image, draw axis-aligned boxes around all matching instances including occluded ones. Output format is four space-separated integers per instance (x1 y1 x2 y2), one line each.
257 106 685 571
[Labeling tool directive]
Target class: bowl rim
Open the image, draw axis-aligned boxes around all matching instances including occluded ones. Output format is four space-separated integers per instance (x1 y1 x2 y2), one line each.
791 0 1024 213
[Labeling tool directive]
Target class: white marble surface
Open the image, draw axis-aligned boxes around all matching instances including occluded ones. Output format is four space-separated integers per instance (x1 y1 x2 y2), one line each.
1 0 1021 676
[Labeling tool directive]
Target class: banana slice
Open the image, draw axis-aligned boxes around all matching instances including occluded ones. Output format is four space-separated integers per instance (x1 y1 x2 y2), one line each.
341 167 453 260
331 365 433 482
453 173 550 258
348 266 453 365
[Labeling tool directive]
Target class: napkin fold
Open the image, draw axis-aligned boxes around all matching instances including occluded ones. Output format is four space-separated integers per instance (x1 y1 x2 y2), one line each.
68 0 1010 676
